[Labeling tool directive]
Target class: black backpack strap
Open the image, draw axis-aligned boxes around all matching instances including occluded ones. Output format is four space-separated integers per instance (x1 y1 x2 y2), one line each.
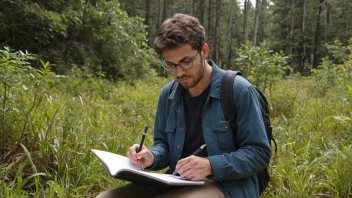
220 70 242 147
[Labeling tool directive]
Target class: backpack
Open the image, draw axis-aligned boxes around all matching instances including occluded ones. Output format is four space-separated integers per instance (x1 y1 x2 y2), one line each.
220 70 277 195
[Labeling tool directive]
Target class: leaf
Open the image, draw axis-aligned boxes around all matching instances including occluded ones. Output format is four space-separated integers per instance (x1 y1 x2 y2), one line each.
20 144 38 173
22 84 28 91
333 116 351 123
12 108 20 113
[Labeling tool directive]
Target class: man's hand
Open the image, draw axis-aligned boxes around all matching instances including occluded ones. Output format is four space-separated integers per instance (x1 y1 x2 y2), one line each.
175 156 213 180
127 144 154 168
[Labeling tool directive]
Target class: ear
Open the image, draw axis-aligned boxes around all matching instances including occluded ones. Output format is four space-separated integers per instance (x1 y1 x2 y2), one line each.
201 43 209 59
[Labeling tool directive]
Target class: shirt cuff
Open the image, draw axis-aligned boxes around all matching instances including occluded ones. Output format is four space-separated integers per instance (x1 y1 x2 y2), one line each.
207 155 226 180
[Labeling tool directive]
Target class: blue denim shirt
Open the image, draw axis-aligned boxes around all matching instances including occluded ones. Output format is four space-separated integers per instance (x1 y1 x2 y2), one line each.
149 60 271 198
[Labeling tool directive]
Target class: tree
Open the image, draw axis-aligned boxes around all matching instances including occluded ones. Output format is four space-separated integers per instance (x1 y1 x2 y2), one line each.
0 0 157 80
156 0 164 34
199 0 205 25
145 0 151 45
289 0 295 70
207 0 213 53
213 0 221 63
252 0 261 46
190 0 194 14
324 0 331 43
243 0 249 44
163 0 168 21
227 0 235 69
299 0 308 73
312 0 325 69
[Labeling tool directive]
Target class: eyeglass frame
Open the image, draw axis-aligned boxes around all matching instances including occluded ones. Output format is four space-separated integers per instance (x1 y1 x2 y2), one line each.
161 46 203 72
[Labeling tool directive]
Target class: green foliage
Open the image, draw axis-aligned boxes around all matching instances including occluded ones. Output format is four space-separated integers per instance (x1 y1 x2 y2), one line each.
0 0 158 80
312 39 352 95
320 144 352 197
264 75 352 198
0 47 36 154
0 47 169 197
234 41 289 93
1 47 352 197
2 0 352 78
269 77 299 119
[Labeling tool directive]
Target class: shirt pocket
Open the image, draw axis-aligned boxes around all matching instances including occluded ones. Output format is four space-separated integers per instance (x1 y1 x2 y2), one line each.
165 121 176 150
212 121 234 149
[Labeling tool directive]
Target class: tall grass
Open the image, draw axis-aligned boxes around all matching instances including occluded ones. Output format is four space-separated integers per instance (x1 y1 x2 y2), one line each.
265 76 352 198
1 47 351 197
1 74 170 197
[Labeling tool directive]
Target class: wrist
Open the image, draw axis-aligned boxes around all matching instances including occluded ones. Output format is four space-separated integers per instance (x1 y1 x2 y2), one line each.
206 158 213 176
146 151 155 169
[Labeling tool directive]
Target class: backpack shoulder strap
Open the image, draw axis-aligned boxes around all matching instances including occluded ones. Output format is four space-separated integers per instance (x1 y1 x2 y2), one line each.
220 70 242 144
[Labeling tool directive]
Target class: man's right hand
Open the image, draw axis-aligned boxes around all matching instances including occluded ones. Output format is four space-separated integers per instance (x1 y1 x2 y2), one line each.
127 144 154 168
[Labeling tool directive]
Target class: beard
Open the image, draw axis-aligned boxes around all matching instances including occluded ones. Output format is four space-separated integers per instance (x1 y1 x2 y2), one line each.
177 58 205 89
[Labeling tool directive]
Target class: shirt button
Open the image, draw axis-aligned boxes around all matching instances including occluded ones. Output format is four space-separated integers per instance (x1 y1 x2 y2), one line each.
177 145 181 150
225 126 228 129
180 128 184 132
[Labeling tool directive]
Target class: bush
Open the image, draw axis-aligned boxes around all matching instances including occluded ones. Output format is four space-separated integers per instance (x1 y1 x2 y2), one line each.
312 39 352 96
234 41 290 94
0 0 159 80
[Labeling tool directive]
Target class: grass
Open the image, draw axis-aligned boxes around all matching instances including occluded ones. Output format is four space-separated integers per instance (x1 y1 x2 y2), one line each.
0 70 351 197
264 76 352 198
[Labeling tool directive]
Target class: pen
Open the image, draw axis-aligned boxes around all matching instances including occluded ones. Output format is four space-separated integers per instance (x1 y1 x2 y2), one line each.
173 144 206 175
191 144 207 156
138 123 149 153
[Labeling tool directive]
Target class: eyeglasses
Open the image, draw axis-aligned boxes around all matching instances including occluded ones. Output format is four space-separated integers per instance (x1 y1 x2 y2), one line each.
162 49 201 72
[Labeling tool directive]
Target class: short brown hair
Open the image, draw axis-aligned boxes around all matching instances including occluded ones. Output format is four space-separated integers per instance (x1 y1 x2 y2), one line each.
154 14 205 54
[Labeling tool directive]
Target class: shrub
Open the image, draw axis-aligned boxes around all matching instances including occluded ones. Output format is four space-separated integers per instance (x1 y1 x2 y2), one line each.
234 41 290 94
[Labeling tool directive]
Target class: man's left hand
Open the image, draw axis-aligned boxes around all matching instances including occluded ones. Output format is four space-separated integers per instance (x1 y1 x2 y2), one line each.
175 156 213 180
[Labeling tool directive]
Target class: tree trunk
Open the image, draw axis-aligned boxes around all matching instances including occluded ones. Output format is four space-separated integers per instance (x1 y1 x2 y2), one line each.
324 1 330 43
190 0 194 15
299 0 307 74
156 0 163 33
163 0 167 21
145 0 150 27
243 0 249 44
227 0 234 69
312 0 324 69
207 0 213 54
346 7 351 35
252 0 260 46
213 0 221 64
259 0 267 43
290 0 295 70
145 0 151 46
199 0 205 25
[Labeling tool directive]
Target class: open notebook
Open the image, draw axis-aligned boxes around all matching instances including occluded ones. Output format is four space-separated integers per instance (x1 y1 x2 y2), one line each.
91 149 204 186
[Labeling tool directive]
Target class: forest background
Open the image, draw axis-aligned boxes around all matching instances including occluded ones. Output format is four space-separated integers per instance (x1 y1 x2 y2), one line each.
0 0 351 197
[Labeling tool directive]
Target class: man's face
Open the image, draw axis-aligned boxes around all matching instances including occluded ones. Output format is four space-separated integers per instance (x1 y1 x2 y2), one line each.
162 44 204 89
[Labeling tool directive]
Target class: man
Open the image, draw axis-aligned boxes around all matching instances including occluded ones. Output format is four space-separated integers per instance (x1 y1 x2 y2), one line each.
97 13 271 198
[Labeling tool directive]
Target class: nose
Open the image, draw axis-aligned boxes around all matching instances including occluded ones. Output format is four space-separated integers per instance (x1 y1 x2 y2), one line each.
175 65 186 77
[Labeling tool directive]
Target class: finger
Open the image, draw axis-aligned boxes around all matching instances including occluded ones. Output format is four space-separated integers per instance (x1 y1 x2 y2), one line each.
178 157 200 179
133 144 141 153
177 161 192 176
127 144 139 155
139 151 154 166
127 144 140 164
179 165 195 180
136 147 149 160
175 157 190 170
